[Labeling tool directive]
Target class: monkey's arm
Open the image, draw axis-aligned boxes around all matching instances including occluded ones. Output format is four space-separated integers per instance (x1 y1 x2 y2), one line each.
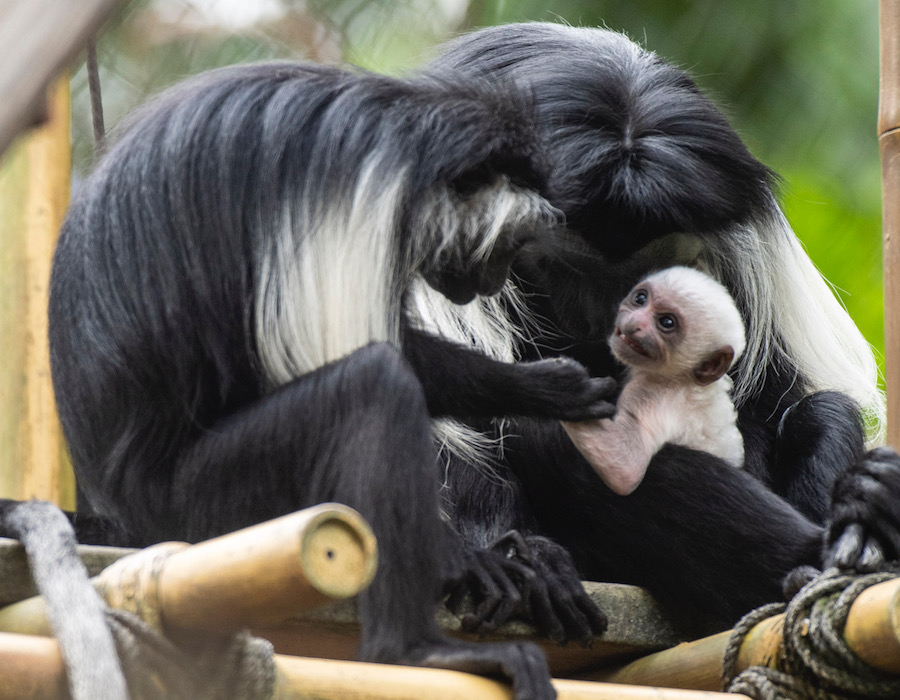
403 327 616 421
560 402 662 496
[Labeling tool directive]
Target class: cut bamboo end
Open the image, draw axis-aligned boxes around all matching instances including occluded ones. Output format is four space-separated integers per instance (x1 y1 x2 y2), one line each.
299 508 378 600
0 504 378 638
151 503 378 632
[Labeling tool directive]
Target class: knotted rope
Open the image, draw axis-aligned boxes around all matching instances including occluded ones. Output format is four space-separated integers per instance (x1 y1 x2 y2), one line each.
0 500 275 700
723 568 900 699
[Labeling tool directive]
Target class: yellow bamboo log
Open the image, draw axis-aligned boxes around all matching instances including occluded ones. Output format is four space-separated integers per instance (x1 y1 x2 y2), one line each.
0 631 748 700
271 656 749 700
583 576 900 690
0 504 377 637
0 633 68 700
0 77 74 508
881 0 900 445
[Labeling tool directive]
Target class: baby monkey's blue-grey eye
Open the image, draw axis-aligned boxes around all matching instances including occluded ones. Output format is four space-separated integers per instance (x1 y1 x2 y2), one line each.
657 314 677 331
633 290 648 306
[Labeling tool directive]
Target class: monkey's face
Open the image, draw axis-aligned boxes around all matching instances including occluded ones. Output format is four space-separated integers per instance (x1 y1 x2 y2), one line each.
423 226 533 305
609 283 682 372
611 267 743 386
419 175 557 305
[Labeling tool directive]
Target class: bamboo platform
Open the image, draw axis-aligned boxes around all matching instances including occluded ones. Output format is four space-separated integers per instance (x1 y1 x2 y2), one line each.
0 503 731 699
0 532 694 676
3 505 900 698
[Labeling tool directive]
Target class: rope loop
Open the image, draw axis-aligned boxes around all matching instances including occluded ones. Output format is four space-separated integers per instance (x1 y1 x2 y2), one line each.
723 568 900 699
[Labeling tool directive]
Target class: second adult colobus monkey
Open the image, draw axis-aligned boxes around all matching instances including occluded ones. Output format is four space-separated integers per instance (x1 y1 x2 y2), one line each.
425 22 900 633
563 267 746 495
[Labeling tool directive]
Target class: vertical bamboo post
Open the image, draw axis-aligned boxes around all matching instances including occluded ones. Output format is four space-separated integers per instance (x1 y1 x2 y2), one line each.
882 1 900 446
0 77 75 508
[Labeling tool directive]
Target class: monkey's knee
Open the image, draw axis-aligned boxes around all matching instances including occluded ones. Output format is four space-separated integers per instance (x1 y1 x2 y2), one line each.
343 342 425 401
776 391 864 449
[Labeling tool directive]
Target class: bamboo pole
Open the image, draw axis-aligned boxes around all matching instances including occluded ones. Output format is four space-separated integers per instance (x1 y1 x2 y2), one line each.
0 631 748 700
0 504 378 637
0 77 75 509
882 0 900 445
583 576 900 690
272 656 748 700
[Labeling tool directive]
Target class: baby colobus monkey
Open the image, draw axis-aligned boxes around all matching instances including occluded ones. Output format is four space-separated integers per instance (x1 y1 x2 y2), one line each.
563 266 746 496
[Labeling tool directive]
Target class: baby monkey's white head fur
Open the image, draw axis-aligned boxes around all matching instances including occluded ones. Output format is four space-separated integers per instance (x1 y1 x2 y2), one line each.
562 266 747 496
611 266 746 387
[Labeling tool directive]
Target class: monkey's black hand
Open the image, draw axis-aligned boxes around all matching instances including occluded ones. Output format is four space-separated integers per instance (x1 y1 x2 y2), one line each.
517 357 617 421
446 531 606 646
824 447 900 571
516 535 607 645
444 533 536 635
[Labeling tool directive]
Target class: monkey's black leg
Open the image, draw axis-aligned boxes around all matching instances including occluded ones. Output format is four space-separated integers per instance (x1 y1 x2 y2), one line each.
772 391 866 524
163 343 554 700
403 327 616 421
504 421 824 631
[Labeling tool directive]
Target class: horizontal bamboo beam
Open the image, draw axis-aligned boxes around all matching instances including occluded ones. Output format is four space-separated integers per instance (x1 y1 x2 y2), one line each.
0 503 377 637
256 580 692 677
0 525 692 676
583 576 900 690
0 539 134 606
0 631 747 700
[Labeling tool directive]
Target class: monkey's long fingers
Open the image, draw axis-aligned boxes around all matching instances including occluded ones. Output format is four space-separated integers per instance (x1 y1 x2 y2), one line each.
465 557 534 634
527 577 568 645
826 446 900 570
534 570 607 646
582 399 617 420
826 523 866 570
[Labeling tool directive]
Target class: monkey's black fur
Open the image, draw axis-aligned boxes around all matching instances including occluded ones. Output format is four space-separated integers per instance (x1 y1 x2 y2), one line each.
49 62 622 698
427 23 898 632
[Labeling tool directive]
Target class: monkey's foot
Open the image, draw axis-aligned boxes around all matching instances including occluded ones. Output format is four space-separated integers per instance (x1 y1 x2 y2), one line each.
444 536 535 635
825 446 900 570
518 534 608 645
446 531 607 645
409 636 556 700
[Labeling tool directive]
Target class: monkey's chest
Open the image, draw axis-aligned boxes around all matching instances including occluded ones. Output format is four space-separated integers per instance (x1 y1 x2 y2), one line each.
652 388 744 468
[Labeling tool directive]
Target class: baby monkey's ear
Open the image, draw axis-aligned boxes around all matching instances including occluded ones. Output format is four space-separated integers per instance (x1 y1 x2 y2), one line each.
693 346 734 386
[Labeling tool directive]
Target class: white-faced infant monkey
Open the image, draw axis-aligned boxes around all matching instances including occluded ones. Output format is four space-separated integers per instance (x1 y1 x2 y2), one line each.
563 266 746 495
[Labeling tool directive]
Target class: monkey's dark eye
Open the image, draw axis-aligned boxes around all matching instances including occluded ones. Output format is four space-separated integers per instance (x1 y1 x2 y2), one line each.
657 314 678 331
633 290 648 306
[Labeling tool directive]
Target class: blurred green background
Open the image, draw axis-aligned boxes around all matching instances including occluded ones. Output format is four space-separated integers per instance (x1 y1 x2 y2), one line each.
77 0 885 370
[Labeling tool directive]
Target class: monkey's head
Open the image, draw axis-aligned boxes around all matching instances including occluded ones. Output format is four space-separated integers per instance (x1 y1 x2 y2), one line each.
610 266 746 385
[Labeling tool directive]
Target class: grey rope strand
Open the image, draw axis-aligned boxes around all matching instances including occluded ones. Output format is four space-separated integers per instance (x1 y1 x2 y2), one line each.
723 568 900 699
86 37 106 156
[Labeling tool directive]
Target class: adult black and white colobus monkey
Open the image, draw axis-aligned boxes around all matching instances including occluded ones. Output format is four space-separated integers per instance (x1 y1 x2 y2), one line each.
423 22 900 631
48 61 622 698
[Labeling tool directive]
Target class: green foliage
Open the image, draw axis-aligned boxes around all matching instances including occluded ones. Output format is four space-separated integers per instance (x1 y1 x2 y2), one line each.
76 0 885 364
464 0 885 361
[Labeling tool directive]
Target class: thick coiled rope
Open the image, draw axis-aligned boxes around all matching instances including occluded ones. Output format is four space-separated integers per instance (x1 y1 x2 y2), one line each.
723 568 900 699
